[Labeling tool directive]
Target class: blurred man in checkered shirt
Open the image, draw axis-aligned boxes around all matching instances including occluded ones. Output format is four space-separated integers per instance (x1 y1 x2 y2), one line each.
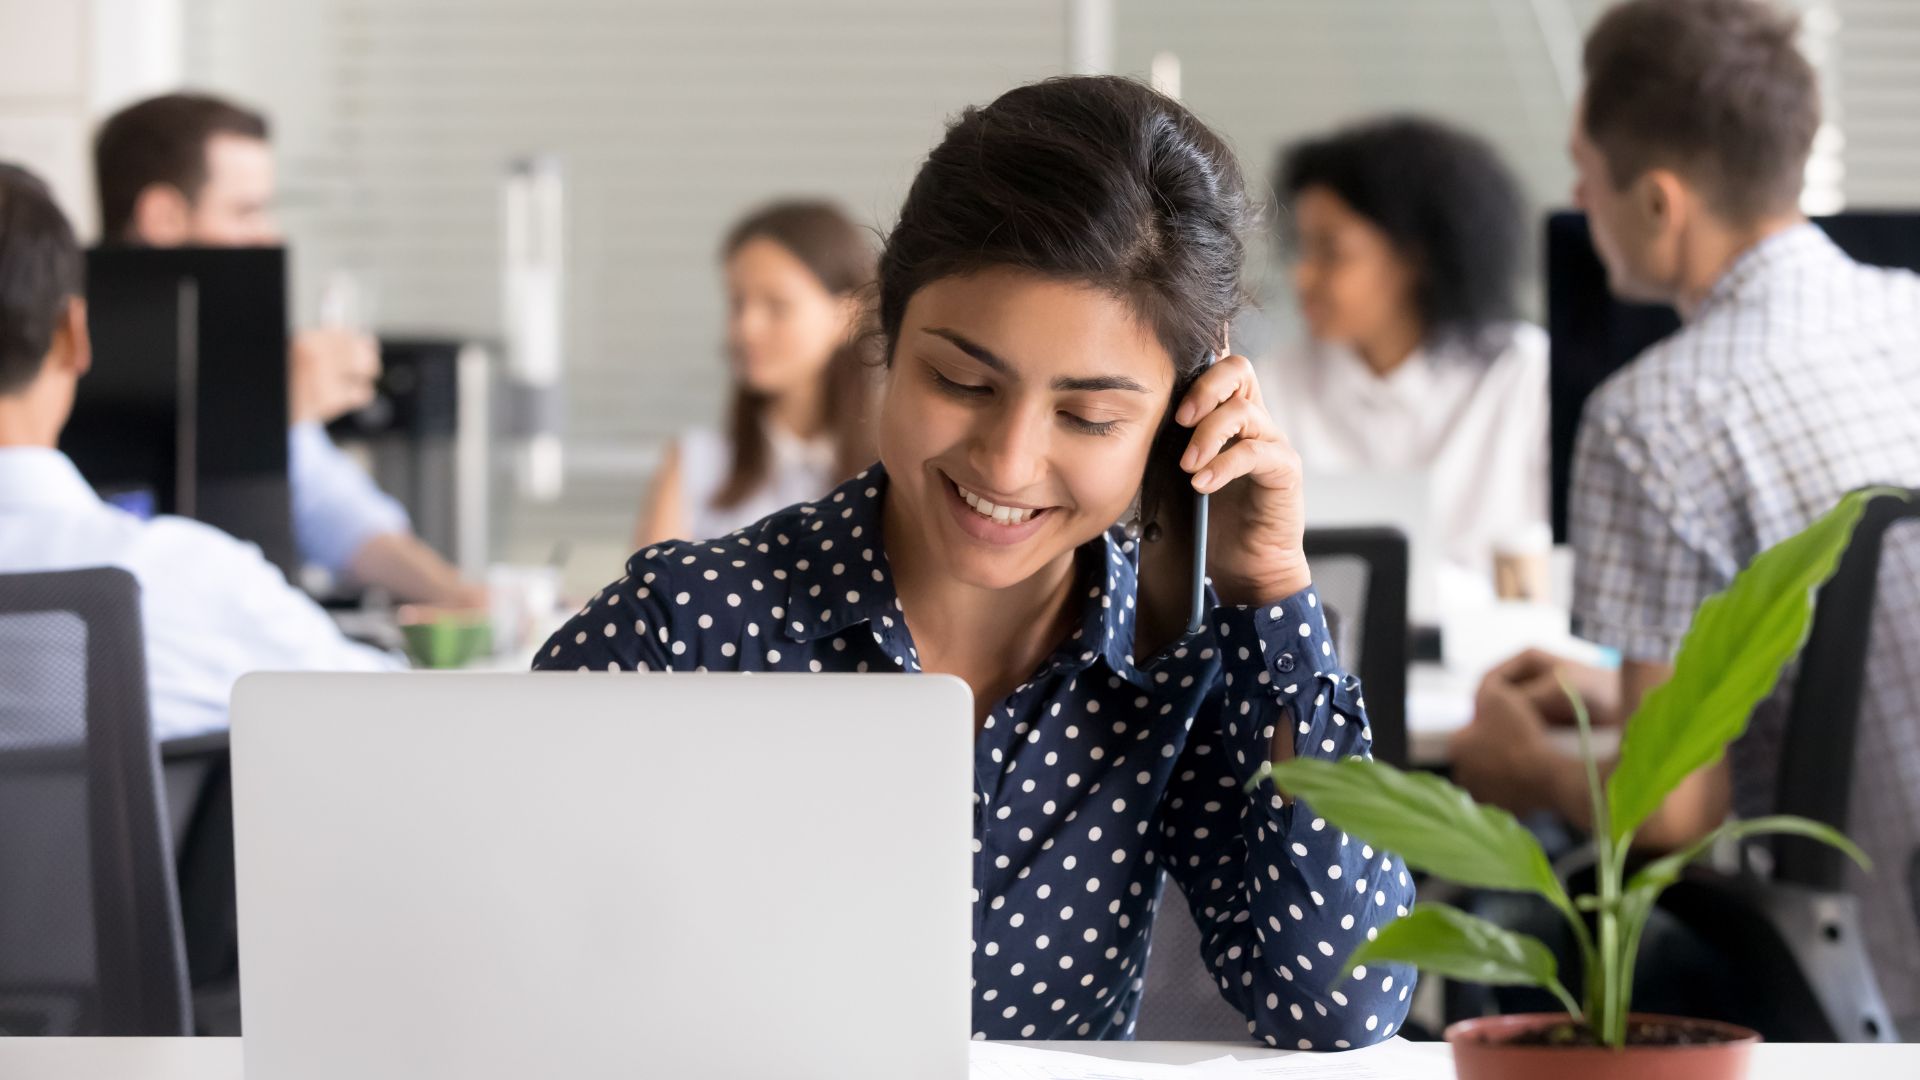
1449 0 1920 1028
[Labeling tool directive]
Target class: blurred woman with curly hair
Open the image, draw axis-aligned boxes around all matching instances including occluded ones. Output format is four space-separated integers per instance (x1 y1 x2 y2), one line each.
1269 116 1545 598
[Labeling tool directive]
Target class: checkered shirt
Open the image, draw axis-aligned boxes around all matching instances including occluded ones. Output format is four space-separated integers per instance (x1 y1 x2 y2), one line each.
1569 223 1920 1027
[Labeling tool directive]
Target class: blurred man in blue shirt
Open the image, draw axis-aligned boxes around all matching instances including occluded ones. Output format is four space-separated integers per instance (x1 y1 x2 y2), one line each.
93 93 482 607
0 162 400 740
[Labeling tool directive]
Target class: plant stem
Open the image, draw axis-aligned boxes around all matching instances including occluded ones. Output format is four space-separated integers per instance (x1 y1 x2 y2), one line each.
1545 977 1584 1023
1563 676 1626 1048
1547 885 1597 1027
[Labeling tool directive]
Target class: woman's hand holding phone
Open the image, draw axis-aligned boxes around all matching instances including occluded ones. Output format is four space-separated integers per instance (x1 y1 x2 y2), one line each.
1172 350 1312 608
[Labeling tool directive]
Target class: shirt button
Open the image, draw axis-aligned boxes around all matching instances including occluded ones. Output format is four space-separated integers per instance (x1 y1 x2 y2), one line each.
1276 652 1296 673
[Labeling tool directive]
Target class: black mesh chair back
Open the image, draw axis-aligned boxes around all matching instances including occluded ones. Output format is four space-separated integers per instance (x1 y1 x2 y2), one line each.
1302 528 1409 768
1640 489 1918 1043
0 567 190 1035
1771 488 1920 888
1132 527 1410 1040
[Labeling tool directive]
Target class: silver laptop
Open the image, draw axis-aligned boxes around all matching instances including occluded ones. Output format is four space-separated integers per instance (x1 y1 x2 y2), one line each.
231 672 974 1080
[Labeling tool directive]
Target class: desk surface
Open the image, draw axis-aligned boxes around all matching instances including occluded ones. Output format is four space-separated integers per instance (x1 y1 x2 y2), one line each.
1 1037 1915 1079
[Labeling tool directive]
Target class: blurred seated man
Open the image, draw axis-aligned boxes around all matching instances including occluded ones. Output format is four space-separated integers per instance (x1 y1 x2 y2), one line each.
0 162 400 741
94 92 482 606
1448 0 1920 1027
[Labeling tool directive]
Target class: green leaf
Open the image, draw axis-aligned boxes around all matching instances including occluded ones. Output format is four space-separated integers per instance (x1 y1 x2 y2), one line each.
1612 814 1875 1030
1606 488 1908 843
1624 814 1872 903
1261 757 1565 904
1345 904 1581 1019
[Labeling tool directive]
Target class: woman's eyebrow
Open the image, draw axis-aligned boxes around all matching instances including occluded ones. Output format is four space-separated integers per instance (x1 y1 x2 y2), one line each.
922 327 1150 393
923 327 1009 372
1052 373 1150 394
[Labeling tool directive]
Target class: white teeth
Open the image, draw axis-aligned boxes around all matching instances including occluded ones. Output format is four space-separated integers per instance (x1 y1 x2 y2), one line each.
956 483 1038 525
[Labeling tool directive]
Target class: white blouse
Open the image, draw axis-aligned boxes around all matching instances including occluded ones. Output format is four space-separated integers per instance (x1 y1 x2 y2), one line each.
1261 322 1550 589
676 423 840 542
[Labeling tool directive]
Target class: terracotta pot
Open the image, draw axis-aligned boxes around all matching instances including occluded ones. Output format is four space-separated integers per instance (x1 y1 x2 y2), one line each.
1445 1013 1761 1080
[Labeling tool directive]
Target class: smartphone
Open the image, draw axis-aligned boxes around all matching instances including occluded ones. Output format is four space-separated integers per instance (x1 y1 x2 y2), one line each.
1187 350 1217 635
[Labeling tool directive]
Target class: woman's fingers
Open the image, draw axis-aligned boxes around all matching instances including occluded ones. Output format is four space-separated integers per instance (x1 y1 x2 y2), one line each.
1191 428 1302 494
1179 396 1266 473
1174 353 1261 426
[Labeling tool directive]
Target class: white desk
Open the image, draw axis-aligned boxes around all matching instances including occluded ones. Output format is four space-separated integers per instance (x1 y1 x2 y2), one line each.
3 1037 1917 1079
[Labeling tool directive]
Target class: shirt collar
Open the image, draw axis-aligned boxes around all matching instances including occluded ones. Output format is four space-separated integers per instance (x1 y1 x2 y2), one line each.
779 464 1155 688
780 465 908 647
1322 339 1437 407
0 448 102 513
1693 222 1842 322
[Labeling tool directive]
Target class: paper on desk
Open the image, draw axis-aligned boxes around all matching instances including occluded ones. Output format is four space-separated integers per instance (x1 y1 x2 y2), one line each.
969 1041 1198 1080
1192 1039 1452 1080
968 1041 1451 1080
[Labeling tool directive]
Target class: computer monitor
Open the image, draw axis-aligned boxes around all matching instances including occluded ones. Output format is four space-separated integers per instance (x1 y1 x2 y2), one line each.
1546 210 1920 542
62 247 297 575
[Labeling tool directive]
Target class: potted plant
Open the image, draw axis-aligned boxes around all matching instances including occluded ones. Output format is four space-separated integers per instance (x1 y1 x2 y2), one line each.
1255 488 1907 1080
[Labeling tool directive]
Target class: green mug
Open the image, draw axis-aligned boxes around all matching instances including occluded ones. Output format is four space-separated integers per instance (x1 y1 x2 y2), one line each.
399 612 493 669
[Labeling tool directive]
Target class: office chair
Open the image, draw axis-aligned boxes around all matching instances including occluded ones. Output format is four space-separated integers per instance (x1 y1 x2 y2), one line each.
0 568 191 1035
1302 527 1410 768
1516 489 1918 1043
1133 527 1411 1040
1667 486 1920 1042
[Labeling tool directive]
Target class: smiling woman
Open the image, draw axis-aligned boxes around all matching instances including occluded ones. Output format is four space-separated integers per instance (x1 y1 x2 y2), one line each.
536 75 1415 1049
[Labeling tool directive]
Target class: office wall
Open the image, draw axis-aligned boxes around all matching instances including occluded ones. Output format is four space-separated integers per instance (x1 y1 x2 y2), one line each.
0 2 95 233
168 0 1920 590
180 0 1067 586
0 0 184 238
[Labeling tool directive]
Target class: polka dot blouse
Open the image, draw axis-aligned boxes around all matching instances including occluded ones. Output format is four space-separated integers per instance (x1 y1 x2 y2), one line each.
536 465 1415 1048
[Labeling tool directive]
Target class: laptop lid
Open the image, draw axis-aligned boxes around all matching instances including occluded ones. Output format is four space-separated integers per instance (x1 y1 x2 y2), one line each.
231 672 973 1080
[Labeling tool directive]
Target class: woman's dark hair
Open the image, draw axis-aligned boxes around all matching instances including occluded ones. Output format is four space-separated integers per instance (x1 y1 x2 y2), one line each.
878 75 1253 526
1277 115 1526 357
714 199 878 510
